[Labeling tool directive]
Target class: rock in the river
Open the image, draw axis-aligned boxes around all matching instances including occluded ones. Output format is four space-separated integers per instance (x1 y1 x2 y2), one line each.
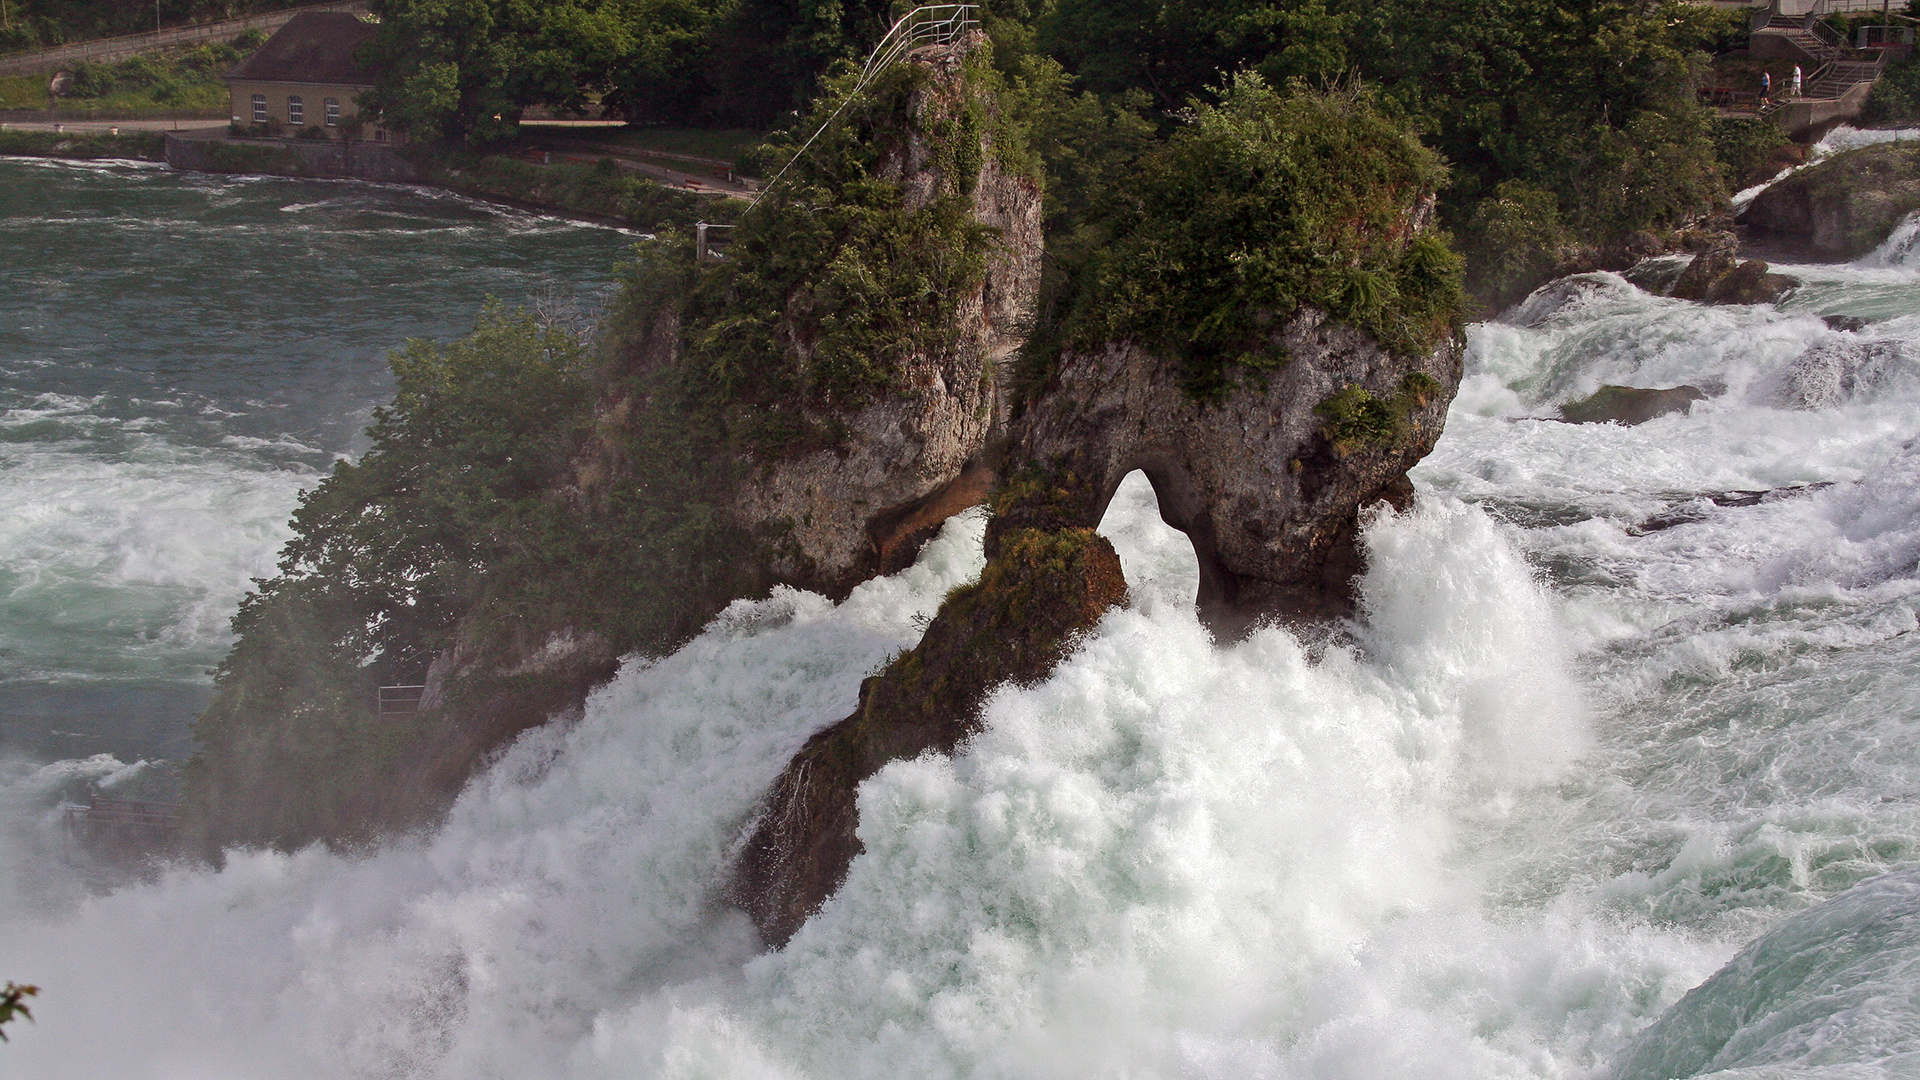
1776 338 1907 409
730 522 1127 946
1558 384 1706 425
1667 249 1797 305
1008 307 1459 634
727 79 1468 947
1743 142 1920 260
727 36 1042 598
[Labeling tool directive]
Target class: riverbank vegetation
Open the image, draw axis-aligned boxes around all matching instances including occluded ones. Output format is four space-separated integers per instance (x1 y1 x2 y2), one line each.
0 126 164 158
0 0 288 54
426 153 728 231
0 35 261 115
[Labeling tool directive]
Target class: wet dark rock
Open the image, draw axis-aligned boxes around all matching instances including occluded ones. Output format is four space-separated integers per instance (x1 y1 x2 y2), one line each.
1667 250 1798 306
730 524 1128 947
1629 484 1833 534
1558 385 1706 425
1742 142 1920 260
1822 314 1871 333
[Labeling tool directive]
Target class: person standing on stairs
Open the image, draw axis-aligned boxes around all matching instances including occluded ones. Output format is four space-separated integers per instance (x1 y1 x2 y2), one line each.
1791 63 1803 97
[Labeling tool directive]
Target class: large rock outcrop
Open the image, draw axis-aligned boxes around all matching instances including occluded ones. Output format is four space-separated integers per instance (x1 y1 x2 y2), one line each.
730 308 1462 945
1743 142 1920 260
726 77 1466 947
728 37 1042 597
187 35 1039 855
1008 310 1459 633
730 522 1127 945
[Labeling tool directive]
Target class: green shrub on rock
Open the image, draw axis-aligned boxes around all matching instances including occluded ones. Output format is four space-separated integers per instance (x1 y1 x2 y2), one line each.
1035 73 1464 401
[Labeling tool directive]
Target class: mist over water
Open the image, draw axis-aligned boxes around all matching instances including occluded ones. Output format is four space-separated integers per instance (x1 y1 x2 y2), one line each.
5 152 1920 1078
0 157 638 766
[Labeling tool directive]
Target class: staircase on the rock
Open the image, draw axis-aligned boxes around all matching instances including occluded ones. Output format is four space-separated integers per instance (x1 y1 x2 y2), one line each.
1804 58 1885 99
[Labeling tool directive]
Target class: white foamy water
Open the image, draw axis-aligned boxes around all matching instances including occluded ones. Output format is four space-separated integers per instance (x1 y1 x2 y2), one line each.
8 164 1920 1080
0 157 639 763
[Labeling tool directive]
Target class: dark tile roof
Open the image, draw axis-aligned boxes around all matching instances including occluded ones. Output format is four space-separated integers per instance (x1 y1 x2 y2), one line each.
226 11 378 86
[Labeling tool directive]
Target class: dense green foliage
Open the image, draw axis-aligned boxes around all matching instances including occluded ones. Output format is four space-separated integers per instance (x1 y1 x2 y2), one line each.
620 55 1004 439
996 0 1731 302
1866 56 1920 125
0 0 292 54
205 305 596 696
1709 115 1791 189
1031 75 1463 400
191 306 667 839
0 126 165 157
359 0 631 144
354 0 1739 309
0 37 255 113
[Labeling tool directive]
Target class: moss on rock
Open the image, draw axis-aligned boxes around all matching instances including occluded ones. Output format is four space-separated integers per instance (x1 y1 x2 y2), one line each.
1743 143 1920 260
729 519 1126 946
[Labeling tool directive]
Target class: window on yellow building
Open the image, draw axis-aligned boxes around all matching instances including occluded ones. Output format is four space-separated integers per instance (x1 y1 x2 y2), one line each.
252 94 267 124
324 98 340 126
288 96 304 125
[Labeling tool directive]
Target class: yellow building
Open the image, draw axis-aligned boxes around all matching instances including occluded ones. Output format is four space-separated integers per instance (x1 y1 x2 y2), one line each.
224 11 401 144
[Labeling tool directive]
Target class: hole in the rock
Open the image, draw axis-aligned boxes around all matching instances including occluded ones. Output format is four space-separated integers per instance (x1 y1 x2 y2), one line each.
1096 470 1199 608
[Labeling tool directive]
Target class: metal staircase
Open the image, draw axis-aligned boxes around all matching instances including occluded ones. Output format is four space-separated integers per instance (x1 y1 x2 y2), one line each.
748 4 980 209
1804 57 1885 98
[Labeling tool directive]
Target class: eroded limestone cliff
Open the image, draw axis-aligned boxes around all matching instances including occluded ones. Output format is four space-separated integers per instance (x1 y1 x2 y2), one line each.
727 38 1042 596
728 75 1466 946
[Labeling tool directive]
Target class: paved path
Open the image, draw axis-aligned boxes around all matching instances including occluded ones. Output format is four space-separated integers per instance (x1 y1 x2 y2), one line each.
0 118 225 132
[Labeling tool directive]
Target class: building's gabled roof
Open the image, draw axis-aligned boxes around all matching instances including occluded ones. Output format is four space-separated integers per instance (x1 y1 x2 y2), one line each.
226 11 378 86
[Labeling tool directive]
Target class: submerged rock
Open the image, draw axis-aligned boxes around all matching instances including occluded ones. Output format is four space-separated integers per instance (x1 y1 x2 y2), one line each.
1557 384 1705 425
1743 142 1920 260
1776 338 1908 409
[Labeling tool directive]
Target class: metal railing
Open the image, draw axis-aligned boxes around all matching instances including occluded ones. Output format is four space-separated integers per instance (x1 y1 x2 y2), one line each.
377 684 426 715
748 3 979 210
694 221 734 260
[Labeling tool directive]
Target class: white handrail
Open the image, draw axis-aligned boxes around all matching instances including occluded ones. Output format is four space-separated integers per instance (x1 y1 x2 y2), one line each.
747 4 978 210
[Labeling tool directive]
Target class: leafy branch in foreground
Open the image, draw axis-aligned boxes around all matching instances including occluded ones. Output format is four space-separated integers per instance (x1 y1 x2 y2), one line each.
0 982 38 1041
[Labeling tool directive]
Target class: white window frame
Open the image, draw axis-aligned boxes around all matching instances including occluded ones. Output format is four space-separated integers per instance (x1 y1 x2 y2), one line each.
251 94 267 123
324 98 340 126
288 96 304 125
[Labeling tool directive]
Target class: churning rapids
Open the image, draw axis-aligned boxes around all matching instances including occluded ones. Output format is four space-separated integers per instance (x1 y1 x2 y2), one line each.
4 139 1920 1079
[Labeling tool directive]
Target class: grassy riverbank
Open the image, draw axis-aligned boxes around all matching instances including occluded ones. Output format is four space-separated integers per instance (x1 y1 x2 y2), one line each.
425 152 736 231
0 127 166 159
0 37 258 118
